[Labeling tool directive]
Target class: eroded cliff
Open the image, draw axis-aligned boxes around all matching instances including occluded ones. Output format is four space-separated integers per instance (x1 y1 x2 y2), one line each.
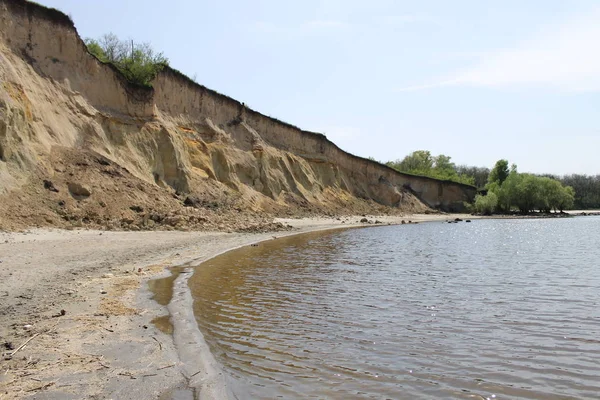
0 0 475 231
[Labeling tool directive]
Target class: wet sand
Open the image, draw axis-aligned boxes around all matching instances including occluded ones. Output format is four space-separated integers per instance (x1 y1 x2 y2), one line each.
0 213 469 399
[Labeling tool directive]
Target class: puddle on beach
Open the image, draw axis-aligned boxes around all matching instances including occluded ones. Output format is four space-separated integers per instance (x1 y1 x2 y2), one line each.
148 267 184 306
151 315 174 335
158 388 194 400
148 267 186 334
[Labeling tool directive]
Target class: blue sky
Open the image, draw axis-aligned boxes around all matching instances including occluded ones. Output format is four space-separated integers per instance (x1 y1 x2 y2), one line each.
40 0 600 175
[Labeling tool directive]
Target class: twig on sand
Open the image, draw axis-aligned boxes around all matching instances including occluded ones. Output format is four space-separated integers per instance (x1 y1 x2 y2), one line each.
26 382 55 392
151 336 162 351
118 371 136 379
142 373 158 377
10 332 42 357
157 363 176 370
10 320 62 358
190 370 202 378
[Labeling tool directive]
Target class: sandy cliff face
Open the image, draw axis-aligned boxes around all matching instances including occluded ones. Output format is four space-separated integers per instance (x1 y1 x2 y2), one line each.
0 0 475 231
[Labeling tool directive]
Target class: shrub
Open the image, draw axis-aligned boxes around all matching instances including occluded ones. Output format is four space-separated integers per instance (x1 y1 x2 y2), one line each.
84 33 168 87
474 192 498 215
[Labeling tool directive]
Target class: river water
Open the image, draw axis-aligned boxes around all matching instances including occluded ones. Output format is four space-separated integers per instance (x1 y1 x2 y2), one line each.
189 217 600 399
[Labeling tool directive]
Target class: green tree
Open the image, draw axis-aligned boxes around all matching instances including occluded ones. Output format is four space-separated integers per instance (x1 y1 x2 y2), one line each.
387 150 434 173
386 151 475 185
515 174 544 213
119 42 168 86
557 186 575 212
559 174 600 209
99 33 128 62
455 165 490 188
488 169 576 214
474 192 498 215
487 181 506 212
538 177 561 213
433 154 455 172
84 38 106 61
488 159 510 186
84 33 168 86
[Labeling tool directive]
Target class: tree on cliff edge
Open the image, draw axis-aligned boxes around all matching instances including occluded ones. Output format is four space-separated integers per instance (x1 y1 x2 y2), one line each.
85 33 168 86
386 151 475 185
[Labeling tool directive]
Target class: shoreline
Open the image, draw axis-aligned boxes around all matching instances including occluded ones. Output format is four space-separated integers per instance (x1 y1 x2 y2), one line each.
3 211 597 398
0 212 493 399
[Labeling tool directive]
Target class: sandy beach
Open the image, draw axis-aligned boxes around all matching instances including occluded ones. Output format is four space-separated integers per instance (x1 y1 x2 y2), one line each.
0 213 469 399
1 1 593 398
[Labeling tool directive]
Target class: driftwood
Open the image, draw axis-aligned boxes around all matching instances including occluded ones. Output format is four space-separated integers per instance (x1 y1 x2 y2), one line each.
9 321 60 357
118 371 136 379
10 332 42 357
26 382 55 392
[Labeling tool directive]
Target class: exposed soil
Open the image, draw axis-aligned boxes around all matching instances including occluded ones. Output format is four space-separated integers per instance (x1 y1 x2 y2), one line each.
0 147 428 233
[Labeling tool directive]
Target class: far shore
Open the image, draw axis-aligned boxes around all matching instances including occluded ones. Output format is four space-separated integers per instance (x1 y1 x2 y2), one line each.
0 211 588 398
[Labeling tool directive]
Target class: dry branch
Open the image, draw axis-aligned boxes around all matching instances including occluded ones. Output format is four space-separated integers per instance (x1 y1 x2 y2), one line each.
151 336 162 351
10 332 42 357
26 382 55 392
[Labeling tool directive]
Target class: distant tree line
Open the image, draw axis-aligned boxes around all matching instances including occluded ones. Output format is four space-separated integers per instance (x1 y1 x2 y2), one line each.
379 151 596 212
84 33 168 86
546 174 600 210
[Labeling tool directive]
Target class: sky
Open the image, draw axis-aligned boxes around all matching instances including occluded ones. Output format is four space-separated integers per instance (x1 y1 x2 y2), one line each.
39 0 600 175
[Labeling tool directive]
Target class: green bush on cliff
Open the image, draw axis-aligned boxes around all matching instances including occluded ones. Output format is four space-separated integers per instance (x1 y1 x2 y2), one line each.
385 150 475 186
84 33 168 87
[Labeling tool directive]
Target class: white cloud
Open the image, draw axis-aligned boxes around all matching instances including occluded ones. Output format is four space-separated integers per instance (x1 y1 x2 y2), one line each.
398 7 600 92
